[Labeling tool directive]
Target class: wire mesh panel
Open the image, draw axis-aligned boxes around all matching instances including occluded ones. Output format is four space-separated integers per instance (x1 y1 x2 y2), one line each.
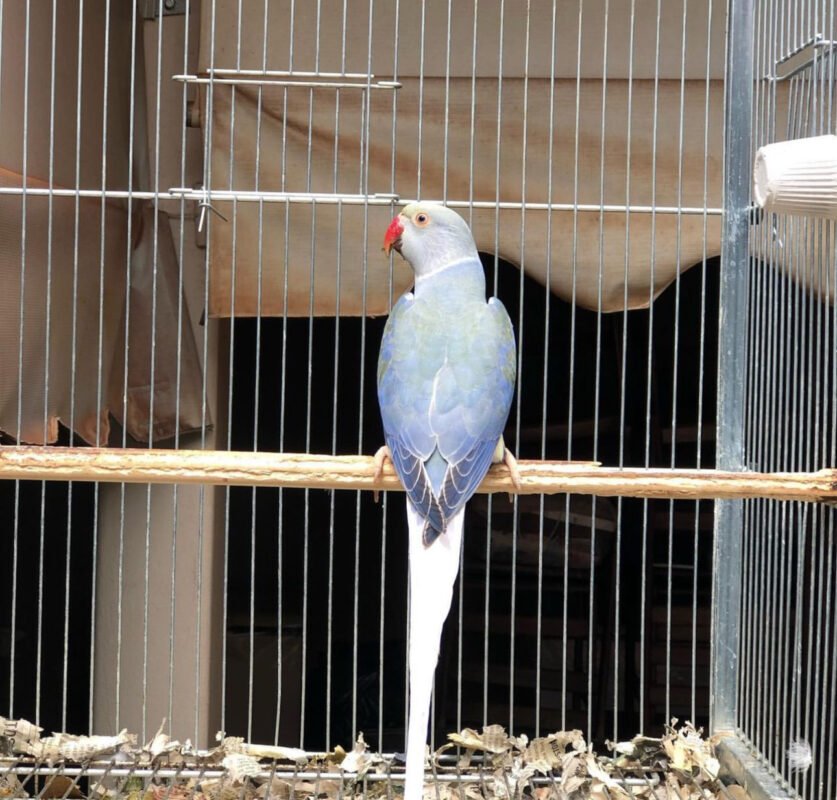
735 2 837 797
0 0 768 796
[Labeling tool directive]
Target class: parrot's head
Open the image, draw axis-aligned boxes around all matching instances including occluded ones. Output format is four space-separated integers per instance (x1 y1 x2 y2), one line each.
383 202 479 278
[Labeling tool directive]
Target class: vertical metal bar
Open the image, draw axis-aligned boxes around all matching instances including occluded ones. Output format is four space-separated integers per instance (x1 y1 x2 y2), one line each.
664 0 691 725
483 0 506 731
535 0 559 741
353 0 374 750
562 0 584 732
589 0 610 739
140 0 167 740
612 0 638 744
775 128 795 777
83 0 105 730
711 0 755 735
802 228 823 800
415 0 426 199
813 219 833 799
148 0 177 740
441 0 452 205
445 0 466 738
299 0 321 746
508 0 533 740
274 0 297 749
326 0 347 751
335 0 349 745
692 0 715 726
10 0 31 721
172 0 195 741
380 0 400 754
203 0 221 738
639 0 663 733
221 0 240 741
481 495 491 728
167 0 184 734
35 0 61 726
491 0 504 296
760 6 780 761
246 0 270 744
457 0 480 737
738 0 759 746
827 220 837 800
740 0 765 747
466 8 485 711
116 0 142 732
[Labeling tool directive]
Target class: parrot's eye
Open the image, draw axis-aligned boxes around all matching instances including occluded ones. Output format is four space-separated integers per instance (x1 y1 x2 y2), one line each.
414 212 430 227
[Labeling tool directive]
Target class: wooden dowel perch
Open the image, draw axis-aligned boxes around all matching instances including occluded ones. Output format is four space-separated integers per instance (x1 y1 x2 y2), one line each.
1 446 837 503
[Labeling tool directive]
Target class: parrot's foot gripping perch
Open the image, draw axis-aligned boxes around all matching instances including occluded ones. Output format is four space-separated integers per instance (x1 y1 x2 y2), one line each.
372 445 392 503
494 436 522 498
503 447 523 493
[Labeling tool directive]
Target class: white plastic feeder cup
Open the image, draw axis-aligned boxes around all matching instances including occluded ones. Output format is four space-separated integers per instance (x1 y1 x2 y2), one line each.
753 134 837 218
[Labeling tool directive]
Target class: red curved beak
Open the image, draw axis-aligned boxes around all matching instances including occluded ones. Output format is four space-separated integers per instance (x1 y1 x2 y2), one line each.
383 215 404 255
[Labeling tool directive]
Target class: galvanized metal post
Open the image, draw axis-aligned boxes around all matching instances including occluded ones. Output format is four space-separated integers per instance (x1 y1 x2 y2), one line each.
711 0 755 734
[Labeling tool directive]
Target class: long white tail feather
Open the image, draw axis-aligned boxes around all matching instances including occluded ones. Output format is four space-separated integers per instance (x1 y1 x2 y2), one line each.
404 502 465 800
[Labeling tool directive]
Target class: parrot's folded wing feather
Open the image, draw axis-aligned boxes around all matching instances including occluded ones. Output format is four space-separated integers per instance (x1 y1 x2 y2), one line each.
388 436 447 536
377 269 516 543
438 437 498 523
432 296 516 522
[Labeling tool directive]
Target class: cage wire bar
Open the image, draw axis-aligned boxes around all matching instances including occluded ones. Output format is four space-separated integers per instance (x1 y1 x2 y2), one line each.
712 0 754 738
0 1 834 799
719 0 837 799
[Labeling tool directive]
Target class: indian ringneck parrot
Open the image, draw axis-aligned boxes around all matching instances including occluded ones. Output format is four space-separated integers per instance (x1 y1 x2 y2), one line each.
375 202 520 800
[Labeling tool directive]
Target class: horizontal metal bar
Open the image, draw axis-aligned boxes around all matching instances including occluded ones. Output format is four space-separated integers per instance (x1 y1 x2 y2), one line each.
0 185 722 215
207 69 378 79
771 34 837 80
169 188 722 214
440 200 723 215
173 74 401 90
1 447 836 502
0 187 398 205
168 188 400 205
0 187 160 200
0 762 657 788
714 734 795 800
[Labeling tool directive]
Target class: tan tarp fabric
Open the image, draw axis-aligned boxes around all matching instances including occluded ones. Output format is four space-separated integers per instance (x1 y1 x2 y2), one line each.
204 78 724 317
0 3 209 445
106 19 210 445
0 174 128 445
0 2 133 444
198 2 726 85
108 206 208 444
199 0 726 318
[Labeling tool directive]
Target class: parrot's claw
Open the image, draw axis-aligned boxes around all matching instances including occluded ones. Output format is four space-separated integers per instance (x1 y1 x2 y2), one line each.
504 448 522 497
372 445 392 503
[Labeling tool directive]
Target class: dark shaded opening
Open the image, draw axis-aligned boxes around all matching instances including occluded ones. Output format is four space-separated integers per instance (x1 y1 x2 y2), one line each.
225 254 720 750
0 426 95 734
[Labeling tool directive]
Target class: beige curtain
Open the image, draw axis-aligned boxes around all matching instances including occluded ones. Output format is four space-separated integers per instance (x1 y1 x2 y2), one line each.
108 205 208 444
199 0 726 318
0 2 132 444
0 2 209 445
202 76 724 317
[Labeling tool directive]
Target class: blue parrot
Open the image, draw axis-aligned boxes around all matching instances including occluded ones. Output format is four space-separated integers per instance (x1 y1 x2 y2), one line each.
375 202 519 800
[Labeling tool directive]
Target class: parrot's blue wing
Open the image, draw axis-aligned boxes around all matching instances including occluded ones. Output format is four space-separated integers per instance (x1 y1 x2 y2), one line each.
431 298 516 538
439 439 499 515
378 268 516 546
387 436 446 537
378 292 447 538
